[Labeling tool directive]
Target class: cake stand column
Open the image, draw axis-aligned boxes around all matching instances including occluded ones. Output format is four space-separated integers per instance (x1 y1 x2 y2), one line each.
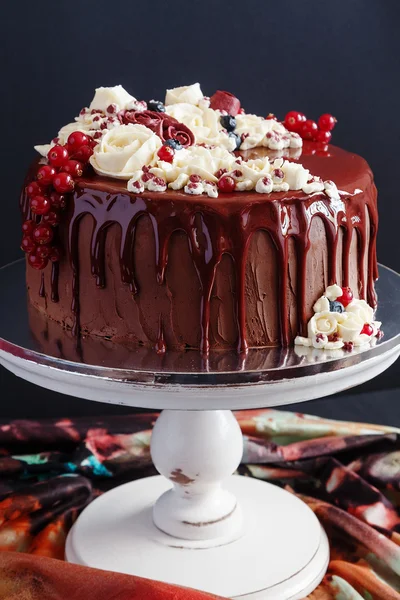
151 409 244 546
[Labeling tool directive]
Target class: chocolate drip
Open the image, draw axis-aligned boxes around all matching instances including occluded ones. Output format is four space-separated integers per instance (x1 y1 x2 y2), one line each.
51 262 59 302
21 144 379 353
39 273 45 298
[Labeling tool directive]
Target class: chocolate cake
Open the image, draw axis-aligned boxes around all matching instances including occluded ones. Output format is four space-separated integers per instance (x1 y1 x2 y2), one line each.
20 84 380 354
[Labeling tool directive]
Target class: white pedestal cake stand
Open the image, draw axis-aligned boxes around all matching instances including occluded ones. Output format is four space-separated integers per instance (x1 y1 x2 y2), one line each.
1 260 399 599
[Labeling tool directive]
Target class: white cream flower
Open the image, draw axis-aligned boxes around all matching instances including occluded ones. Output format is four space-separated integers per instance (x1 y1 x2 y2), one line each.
337 312 364 342
234 114 271 149
165 104 235 150
345 299 374 324
165 83 204 106
90 124 161 179
308 311 343 338
152 145 236 184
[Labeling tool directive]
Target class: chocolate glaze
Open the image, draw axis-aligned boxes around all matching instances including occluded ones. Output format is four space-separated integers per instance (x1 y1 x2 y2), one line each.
21 142 378 353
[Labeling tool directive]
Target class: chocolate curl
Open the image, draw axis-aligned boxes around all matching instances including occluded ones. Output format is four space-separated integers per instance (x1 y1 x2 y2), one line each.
122 110 164 138
163 119 195 148
122 111 195 147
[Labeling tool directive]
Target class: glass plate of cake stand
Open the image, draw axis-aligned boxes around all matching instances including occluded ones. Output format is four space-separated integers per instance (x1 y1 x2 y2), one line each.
1 259 400 600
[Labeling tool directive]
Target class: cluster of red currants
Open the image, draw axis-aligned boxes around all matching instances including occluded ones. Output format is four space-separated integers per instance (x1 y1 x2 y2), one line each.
22 132 95 270
283 112 337 143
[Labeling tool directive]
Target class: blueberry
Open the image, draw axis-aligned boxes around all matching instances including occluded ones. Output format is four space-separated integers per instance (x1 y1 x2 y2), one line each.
229 131 241 150
164 138 182 150
329 300 345 313
220 115 236 132
148 99 165 113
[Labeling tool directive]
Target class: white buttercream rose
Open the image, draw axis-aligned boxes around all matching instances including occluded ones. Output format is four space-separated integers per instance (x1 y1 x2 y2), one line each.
308 311 343 338
165 83 203 106
345 299 374 324
90 124 161 179
337 312 364 342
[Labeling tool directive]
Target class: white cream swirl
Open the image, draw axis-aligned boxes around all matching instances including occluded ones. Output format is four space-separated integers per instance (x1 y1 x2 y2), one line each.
337 313 364 342
165 104 236 151
307 311 344 338
90 124 161 179
151 145 237 184
345 299 374 324
89 85 137 112
165 83 204 106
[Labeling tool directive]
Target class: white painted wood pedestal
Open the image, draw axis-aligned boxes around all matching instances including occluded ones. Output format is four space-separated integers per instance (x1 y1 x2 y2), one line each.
1 261 399 599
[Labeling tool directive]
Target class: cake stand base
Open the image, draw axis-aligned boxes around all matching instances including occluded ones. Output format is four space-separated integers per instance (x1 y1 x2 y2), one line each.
66 475 329 599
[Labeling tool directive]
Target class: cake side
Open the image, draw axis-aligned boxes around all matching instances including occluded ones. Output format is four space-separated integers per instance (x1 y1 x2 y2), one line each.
23 145 378 352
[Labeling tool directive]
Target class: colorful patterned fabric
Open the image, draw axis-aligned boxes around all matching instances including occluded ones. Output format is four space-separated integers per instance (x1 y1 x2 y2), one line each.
0 409 400 599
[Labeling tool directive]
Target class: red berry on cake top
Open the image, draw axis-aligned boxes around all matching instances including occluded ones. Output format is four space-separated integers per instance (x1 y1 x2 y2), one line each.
284 111 305 132
47 145 69 167
318 114 337 132
300 119 318 140
67 131 89 154
157 145 175 163
37 165 56 186
30 195 51 215
53 172 75 193
336 287 353 307
218 175 236 193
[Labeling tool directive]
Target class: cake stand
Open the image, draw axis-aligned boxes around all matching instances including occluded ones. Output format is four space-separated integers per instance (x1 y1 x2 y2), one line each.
1 260 399 599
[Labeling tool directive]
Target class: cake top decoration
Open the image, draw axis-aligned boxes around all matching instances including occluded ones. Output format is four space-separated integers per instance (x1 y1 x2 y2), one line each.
23 83 342 271
33 83 339 201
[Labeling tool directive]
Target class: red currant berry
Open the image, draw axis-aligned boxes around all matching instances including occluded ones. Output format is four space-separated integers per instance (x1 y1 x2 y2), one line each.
63 160 84 177
36 245 51 259
47 144 69 167
265 113 277 121
218 175 236 193
72 145 93 163
67 131 89 153
42 210 60 226
37 165 56 186
22 219 36 235
30 195 51 215
299 120 318 140
53 172 74 193
318 114 337 132
336 286 353 307
315 130 332 144
33 223 54 245
26 181 44 198
361 323 374 336
49 247 61 262
28 252 48 270
284 111 304 132
49 192 67 210
157 145 175 163
21 235 36 253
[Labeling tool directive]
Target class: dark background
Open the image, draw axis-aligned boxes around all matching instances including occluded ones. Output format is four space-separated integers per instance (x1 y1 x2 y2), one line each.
0 0 399 423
